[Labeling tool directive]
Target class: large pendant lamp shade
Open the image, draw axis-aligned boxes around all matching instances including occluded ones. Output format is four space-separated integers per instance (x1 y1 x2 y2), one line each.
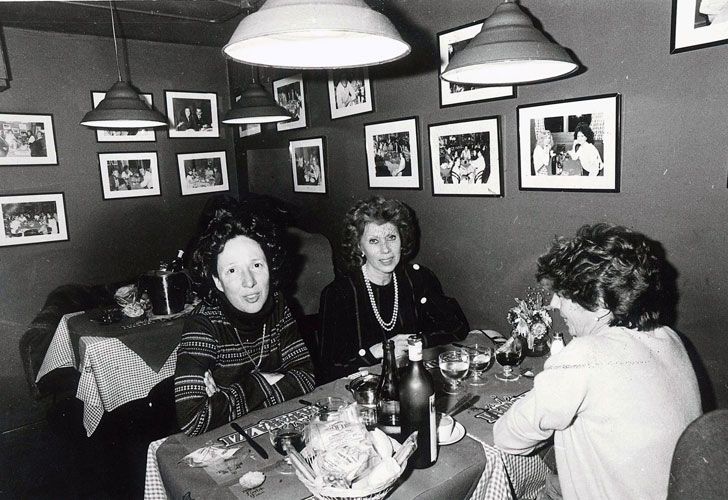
222 0 411 69
441 0 578 86
222 83 293 124
81 1 167 129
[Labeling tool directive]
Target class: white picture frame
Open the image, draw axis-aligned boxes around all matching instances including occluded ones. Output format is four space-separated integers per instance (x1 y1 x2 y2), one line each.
177 150 230 196
289 137 327 194
0 193 69 247
91 91 156 142
671 0 728 53
364 117 421 190
273 74 307 131
165 90 220 138
98 152 161 199
0 113 58 166
327 67 373 120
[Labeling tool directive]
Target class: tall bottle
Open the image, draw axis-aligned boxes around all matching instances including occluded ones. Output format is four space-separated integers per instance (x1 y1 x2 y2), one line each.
170 249 185 272
400 334 437 468
376 340 400 436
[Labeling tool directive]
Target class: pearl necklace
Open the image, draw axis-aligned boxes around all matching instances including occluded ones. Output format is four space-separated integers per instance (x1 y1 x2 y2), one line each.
233 323 267 372
362 264 399 332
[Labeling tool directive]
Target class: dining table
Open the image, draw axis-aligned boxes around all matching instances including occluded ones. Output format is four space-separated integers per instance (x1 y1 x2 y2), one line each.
144 330 550 500
35 304 193 436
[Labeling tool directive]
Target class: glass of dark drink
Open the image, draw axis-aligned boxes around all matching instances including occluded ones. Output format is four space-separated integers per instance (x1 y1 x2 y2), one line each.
495 336 523 382
263 420 305 472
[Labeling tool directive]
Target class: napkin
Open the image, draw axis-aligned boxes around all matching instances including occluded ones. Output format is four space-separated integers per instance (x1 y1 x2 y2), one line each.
180 444 241 467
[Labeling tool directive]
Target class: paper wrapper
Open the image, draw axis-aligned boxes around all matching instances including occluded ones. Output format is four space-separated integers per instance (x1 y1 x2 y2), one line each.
180 444 241 467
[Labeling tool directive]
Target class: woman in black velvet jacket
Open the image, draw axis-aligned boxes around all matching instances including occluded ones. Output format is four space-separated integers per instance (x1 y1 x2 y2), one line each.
318 196 468 384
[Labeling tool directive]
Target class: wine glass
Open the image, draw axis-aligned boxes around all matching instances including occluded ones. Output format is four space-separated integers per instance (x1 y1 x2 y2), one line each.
495 336 523 382
439 349 470 394
466 344 493 386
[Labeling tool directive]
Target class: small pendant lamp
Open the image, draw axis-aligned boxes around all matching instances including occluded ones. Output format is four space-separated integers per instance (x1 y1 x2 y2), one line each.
81 1 167 129
222 0 411 69
441 0 578 86
222 68 293 125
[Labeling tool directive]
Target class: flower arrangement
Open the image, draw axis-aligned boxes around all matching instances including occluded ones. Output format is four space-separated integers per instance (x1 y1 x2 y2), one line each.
507 287 552 350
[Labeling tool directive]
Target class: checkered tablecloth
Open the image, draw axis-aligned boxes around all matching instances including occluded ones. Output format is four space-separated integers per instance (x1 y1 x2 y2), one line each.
36 311 178 436
144 437 168 500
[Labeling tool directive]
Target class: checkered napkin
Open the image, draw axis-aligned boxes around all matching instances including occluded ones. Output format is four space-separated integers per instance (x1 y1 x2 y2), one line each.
467 435 549 500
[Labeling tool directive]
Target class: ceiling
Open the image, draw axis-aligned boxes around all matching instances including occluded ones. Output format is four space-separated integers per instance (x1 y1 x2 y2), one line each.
0 1 266 47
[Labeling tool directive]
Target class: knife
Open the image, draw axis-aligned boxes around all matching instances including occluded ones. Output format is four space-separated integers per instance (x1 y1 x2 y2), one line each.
444 392 477 418
230 422 268 459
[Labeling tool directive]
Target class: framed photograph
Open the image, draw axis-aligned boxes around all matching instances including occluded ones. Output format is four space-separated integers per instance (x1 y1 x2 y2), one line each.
671 0 728 53
429 116 503 197
289 137 327 194
364 117 421 190
0 193 68 247
327 67 373 120
177 151 229 196
165 90 219 138
517 93 621 192
91 91 156 142
438 21 515 107
0 113 57 166
97 152 161 199
273 74 307 131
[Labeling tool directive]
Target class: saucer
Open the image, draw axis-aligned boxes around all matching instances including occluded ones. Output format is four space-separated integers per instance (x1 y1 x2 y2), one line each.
438 421 465 446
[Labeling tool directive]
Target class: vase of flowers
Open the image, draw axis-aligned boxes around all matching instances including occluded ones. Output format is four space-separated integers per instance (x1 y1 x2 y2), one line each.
507 287 552 357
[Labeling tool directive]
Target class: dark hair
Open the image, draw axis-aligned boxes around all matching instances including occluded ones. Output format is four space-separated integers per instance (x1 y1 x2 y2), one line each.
189 206 287 303
340 196 417 272
574 122 595 144
536 223 669 330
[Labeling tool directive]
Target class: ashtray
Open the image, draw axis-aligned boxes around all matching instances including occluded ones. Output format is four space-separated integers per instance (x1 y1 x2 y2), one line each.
88 306 124 325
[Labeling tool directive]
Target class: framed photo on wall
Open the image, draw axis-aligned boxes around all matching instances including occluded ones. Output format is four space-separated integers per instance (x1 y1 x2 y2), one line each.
0 113 58 166
671 0 728 53
327 67 373 120
98 152 161 199
0 193 68 247
91 91 156 142
177 151 229 196
429 116 503 197
364 117 421 190
517 93 621 192
273 74 307 131
437 21 515 107
165 90 219 138
289 137 327 194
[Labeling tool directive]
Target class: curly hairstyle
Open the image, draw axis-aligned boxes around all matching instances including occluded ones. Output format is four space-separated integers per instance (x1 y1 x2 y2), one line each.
536 223 670 331
574 122 595 143
340 196 418 272
189 205 288 303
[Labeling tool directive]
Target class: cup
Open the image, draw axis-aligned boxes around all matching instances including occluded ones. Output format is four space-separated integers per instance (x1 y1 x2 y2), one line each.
437 413 455 441
313 396 347 421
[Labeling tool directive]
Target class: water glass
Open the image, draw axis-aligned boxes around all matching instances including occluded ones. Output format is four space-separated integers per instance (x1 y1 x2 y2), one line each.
467 344 493 386
438 349 470 394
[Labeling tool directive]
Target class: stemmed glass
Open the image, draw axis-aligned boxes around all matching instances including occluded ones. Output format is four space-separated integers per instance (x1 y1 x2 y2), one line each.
495 336 523 381
263 419 305 473
438 349 471 394
466 344 493 386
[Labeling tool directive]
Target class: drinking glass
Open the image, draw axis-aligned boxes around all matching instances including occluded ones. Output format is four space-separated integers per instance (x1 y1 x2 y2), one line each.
495 337 523 382
263 420 305 473
312 396 347 422
466 344 493 386
438 349 470 394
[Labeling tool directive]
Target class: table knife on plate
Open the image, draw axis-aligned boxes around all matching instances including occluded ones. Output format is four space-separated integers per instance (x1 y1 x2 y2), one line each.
230 422 268 459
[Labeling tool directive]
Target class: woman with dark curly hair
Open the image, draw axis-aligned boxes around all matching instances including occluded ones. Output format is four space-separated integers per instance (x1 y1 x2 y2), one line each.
494 223 701 500
174 206 315 436
567 122 603 176
318 196 468 383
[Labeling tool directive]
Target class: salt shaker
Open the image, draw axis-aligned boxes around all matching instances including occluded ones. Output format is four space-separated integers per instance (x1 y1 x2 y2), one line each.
550 332 565 356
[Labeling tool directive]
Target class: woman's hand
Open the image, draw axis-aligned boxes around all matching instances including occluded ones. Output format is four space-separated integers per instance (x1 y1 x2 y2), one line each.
261 372 284 386
369 334 411 360
204 370 219 397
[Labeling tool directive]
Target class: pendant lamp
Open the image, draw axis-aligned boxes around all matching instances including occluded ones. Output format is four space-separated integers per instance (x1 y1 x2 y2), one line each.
222 0 411 69
81 1 167 129
441 0 578 86
222 69 293 125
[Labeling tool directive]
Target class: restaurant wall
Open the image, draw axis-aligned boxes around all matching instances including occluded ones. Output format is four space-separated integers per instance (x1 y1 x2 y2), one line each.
237 0 728 410
0 28 235 431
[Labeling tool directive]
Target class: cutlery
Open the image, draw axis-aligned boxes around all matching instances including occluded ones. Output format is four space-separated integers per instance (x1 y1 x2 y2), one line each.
299 399 316 406
444 392 477 418
452 343 471 350
230 422 268 460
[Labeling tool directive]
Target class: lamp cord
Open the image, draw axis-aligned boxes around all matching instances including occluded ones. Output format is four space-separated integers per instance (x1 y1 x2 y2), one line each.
109 0 122 82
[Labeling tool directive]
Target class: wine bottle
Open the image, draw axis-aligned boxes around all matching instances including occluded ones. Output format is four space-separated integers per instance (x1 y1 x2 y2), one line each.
400 334 437 468
376 340 400 436
170 249 185 272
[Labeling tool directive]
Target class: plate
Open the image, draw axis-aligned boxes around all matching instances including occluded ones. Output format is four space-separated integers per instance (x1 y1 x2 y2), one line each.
438 421 465 446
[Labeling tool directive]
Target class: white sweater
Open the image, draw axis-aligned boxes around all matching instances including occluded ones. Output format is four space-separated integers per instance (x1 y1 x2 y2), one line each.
494 326 701 500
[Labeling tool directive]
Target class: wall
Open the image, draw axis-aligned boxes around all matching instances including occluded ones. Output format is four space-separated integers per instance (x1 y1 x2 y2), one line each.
0 28 235 430
238 0 728 409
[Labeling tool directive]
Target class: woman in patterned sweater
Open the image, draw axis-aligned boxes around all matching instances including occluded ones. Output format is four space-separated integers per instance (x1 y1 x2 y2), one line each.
174 207 315 436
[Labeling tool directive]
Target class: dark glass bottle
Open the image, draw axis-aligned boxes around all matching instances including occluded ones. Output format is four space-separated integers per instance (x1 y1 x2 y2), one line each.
170 249 185 272
400 334 437 468
376 340 400 436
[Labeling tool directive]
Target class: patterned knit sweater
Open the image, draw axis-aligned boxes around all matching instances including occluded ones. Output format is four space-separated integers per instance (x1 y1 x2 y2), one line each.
174 292 315 436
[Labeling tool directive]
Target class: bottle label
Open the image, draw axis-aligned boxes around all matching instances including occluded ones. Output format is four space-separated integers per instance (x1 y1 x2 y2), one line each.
408 343 423 361
429 394 437 461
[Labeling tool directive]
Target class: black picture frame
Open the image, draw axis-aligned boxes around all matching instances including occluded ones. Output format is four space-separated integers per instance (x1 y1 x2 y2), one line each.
0 192 69 246
671 0 728 53
164 90 220 139
364 116 422 190
177 150 230 196
289 137 327 194
0 113 58 166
